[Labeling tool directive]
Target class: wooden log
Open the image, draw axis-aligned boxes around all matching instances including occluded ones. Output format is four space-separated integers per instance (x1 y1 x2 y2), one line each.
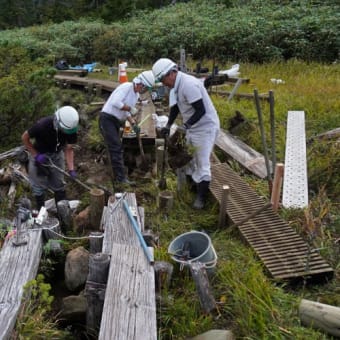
307 127 340 143
89 232 104 254
0 146 24 162
86 253 110 334
89 188 105 230
218 185 230 228
299 299 340 337
189 262 217 314
271 163 284 212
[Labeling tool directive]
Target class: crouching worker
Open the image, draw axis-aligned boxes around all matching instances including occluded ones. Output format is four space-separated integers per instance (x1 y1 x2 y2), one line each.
152 58 220 209
21 106 79 210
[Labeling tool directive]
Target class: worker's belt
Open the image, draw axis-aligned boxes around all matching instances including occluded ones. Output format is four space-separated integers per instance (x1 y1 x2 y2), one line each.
100 112 124 127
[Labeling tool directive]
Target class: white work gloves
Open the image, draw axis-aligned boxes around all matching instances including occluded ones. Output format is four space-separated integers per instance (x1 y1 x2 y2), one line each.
130 107 138 116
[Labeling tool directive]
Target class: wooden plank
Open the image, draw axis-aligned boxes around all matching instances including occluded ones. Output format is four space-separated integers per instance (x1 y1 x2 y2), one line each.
210 163 333 281
102 193 142 253
282 111 308 208
99 243 157 340
0 228 43 339
215 129 271 179
54 75 120 93
56 69 88 77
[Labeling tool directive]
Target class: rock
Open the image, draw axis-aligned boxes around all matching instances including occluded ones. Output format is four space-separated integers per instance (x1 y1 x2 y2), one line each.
64 246 90 292
188 329 234 340
60 293 87 323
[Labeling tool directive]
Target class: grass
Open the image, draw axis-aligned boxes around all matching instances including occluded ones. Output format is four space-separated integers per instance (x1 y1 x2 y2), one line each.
136 60 340 339
2 60 339 339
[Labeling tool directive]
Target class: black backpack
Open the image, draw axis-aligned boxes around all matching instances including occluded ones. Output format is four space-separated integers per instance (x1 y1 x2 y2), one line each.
55 60 69 70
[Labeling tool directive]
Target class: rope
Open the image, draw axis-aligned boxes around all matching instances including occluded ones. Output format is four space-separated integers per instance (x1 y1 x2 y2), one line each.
25 226 104 241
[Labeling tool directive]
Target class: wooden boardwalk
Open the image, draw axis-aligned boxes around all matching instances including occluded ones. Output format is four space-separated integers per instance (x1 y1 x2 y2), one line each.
54 74 120 94
210 163 333 282
99 193 157 340
0 217 59 339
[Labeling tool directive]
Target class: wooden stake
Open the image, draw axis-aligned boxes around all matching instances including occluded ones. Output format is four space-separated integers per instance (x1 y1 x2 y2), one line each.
189 262 217 314
89 188 105 230
218 185 230 228
271 163 284 212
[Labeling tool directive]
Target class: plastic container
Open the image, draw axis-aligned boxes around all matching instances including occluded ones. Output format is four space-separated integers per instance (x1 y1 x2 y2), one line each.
168 231 217 270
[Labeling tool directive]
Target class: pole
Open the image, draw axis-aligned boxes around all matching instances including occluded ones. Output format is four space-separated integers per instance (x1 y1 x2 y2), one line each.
254 88 272 192
269 90 276 170
122 200 153 264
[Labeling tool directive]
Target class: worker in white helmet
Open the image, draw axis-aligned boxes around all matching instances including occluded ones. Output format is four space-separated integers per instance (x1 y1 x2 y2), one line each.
99 70 155 185
152 58 220 209
21 105 79 210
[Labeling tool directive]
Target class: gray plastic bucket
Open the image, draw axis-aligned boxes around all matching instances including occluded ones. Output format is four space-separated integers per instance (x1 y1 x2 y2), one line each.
168 231 217 269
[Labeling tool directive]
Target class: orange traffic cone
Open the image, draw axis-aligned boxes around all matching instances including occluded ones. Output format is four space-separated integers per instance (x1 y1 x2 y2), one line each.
118 62 128 83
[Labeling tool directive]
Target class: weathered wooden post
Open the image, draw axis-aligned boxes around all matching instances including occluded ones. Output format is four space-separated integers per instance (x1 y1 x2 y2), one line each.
271 163 284 212
218 185 230 228
85 253 110 334
299 299 340 337
89 188 105 230
89 232 103 254
189 262 217 314
156 144 165 177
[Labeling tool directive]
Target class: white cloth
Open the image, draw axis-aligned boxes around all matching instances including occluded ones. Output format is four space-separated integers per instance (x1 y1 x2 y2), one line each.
172 72 220 132
102 82 139 122
171 71 220 182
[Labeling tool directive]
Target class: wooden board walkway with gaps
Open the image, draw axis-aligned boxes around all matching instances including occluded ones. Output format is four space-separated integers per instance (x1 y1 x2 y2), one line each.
99 193 157 340
210 162 334 282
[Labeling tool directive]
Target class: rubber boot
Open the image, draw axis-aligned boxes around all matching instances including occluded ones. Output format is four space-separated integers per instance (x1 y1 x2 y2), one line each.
193 181 210 210
186 175 196 192
54 190 66 204
35 194 45 210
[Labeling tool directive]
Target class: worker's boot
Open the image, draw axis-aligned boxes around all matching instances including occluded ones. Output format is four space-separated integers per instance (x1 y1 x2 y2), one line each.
193 181 210 210
186 175 196 192
34 194 45 210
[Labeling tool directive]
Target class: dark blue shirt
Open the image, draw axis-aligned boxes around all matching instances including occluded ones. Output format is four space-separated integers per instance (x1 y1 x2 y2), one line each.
28 116 77 153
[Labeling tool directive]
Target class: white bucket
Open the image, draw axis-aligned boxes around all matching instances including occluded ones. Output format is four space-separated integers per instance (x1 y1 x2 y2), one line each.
168 230 217 269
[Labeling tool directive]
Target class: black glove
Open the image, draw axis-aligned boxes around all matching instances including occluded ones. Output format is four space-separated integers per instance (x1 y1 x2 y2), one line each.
132 124 140 134
160 126 170 137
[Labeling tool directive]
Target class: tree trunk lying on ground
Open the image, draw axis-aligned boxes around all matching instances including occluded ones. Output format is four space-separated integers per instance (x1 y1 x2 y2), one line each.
299 299 340 337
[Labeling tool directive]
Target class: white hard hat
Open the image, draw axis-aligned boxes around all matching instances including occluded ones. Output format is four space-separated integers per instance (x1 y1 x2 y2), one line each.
152 58 177 82
55 106 79 134
137 70 155 88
